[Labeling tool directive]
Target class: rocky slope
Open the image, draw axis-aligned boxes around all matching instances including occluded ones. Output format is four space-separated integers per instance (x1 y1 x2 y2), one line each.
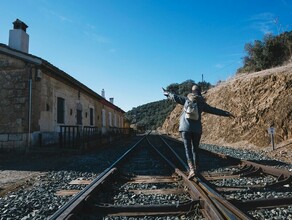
160 64 292 162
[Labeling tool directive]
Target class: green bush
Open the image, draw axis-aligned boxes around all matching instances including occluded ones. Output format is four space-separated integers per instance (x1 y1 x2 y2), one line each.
237 31 292 73
125 79 213 130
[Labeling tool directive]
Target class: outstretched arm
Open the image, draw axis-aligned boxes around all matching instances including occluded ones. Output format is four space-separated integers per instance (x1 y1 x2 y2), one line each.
203 103 235 118
162 88 186 105
162 87 169 97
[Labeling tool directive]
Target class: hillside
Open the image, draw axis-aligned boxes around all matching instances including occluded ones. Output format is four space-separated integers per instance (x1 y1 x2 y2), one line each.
125 100 176 131
159 64 292 163
125 80 210 131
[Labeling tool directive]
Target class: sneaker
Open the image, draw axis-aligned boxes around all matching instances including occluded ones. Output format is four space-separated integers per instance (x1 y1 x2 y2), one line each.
188 170 195 179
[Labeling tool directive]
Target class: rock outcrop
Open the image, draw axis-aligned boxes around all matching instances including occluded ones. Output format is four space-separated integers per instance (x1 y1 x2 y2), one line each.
160 64 292 150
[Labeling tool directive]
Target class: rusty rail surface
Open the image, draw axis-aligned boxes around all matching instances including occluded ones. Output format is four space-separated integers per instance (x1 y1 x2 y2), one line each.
161 135 292 218
158 135 251 219
50 134 291 219
49 134 147 220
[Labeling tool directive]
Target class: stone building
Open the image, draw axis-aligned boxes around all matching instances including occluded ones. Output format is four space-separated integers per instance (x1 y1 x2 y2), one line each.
0 19 126 152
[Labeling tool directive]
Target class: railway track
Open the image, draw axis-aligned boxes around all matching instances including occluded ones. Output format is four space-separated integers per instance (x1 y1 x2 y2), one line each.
162 135 292 219
49 133 292 219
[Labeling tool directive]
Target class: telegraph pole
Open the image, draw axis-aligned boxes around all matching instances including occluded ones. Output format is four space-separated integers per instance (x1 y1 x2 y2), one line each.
201 74 204 92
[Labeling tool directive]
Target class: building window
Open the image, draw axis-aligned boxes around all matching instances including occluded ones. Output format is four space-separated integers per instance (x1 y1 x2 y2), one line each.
57 97 65 124
102 109 106 126
114 114 117 127
77 109 82 125
90 108 93 126
109 112 112 127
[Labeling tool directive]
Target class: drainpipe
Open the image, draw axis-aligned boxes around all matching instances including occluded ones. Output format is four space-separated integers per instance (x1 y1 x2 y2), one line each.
27 66 33 153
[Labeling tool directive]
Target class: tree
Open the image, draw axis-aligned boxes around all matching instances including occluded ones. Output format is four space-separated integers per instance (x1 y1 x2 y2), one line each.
237 30 292 73
198 81 212 92
178 80 195 96
125 79 213 131
166 83 179 94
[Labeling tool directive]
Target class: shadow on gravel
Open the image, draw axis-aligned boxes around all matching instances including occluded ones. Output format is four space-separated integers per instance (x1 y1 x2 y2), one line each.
0 137 138 173
0 151 83 172
249 159 291 167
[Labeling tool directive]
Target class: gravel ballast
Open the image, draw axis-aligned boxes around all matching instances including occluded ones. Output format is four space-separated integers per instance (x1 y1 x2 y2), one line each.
0 137 291 219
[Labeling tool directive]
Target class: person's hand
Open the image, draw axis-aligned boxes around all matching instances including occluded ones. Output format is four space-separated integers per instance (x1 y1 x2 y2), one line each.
227 112 235 118
162 87 169 97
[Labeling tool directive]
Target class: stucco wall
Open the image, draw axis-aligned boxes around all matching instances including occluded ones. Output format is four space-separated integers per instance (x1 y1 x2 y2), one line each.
35 70 124 132
0 52 125 151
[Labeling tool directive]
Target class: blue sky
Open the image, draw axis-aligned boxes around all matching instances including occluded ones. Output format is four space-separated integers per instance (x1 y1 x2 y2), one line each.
1 0 291 111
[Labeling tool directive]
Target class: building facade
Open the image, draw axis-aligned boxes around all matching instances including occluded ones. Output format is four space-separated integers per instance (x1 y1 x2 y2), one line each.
0 19 126 152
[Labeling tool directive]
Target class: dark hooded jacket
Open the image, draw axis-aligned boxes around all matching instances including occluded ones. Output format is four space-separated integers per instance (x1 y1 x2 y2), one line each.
168 92 230 133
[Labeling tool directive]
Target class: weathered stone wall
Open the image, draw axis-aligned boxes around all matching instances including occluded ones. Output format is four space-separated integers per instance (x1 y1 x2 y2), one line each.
0 54 29 133
0 133 27 152
0 53 31 151
0 52 125 151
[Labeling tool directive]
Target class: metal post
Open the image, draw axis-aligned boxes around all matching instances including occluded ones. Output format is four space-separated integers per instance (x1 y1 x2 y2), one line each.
27 78 32 153
271 133 275 151
268 127 275 151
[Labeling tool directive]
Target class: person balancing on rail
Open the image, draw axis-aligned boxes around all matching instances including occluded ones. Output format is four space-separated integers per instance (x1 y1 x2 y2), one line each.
162 84 235 179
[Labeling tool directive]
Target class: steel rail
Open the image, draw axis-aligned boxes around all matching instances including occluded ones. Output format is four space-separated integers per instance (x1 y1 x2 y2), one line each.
240 160 292 180
51 133 291 219
159 135 189 171
160 135 292 219
165 135 291 187
160 135 252 220
232 197 292 211
147 136 229 219
49 134 148 220
195 178 252 220
174 169 227 220
200 148 292 182
195 151 291 217
90 200 198 213
145 136 179 170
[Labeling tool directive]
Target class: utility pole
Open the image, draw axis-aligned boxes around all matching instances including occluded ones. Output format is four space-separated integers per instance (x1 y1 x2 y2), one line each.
201 74 204 92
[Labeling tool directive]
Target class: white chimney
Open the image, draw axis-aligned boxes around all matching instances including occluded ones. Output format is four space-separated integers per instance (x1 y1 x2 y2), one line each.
109 98 114 104
101 89 105 98
9 19 29 53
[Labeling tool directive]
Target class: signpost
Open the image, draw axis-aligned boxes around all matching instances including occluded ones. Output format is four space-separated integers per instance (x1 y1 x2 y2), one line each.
268 127 275 150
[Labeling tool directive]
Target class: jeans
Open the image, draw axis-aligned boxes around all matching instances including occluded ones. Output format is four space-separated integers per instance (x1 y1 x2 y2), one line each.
181 131 201 167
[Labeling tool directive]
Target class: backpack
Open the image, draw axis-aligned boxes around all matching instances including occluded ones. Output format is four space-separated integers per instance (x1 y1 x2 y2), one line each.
184 99 199 120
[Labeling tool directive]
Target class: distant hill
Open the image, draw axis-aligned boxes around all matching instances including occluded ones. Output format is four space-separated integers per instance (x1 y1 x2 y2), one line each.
125 100 176 131
156 31 292 163
160 63 292 152
125 80 212 131
160 30 292 153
